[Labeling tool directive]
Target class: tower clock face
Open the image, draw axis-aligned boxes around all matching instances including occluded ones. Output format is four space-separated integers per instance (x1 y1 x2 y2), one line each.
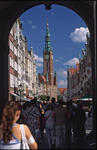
45 55 49 60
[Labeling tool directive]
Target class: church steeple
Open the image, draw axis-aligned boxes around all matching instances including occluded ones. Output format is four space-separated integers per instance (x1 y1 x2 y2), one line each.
44 19 52 52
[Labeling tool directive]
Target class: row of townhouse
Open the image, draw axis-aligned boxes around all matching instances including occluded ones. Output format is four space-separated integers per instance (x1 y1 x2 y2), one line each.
67 33 92 100
8 18 45 101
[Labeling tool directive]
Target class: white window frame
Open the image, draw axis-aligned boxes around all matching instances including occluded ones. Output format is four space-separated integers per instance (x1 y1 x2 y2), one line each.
9 41 14 52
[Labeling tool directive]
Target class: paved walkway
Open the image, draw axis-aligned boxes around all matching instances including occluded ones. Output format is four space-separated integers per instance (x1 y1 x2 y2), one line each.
38 133 96 149
38 115 96 149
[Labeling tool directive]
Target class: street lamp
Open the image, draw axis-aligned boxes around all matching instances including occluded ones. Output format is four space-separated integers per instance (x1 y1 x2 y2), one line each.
18 83 23 103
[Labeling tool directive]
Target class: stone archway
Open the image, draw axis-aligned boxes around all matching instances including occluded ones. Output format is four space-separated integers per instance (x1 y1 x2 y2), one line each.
0 1 96 136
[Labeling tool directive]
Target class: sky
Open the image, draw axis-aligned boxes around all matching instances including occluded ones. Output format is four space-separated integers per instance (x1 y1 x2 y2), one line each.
20 4 89 88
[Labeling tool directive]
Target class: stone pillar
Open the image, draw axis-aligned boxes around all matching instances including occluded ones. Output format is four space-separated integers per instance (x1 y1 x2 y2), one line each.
0 46 9 123
89 1 96 137
92 1 96 136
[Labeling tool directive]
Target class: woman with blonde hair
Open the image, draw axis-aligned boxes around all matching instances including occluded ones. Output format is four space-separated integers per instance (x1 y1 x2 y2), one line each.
0 100 38 149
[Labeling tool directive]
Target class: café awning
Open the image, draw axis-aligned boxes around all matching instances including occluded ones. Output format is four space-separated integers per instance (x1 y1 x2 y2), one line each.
11 93 31 102
79 97 92 101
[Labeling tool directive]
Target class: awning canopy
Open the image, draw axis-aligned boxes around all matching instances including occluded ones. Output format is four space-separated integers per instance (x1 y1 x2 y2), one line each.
11 93 18 97
20 97 31 102
79 97 92 101
72 97 78 101
11 93 31 102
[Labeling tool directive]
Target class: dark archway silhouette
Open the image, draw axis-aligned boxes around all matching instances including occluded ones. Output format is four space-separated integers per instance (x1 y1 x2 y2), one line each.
0 1 96 139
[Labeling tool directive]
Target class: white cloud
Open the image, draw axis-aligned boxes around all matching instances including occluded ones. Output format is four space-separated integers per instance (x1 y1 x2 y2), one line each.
34 54 43 68
63 71 67 77
36 63 43 67
57 69 67 78
64 57 79 67
32 25 36 29
58 80 67 88
70 27 89 42
34 54 43 63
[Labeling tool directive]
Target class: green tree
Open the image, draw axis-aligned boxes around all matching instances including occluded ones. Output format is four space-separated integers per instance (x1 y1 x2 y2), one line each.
57 95 63 102
40 95 50 102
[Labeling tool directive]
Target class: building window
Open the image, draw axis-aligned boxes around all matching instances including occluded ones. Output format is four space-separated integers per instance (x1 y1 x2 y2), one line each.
12 59 14 68
14 61 17 71
15 76 17 87
10 74 14 87
14 46 17 56
10 28 13 36
9 41 14 52
18 64 21 74
10 57 12 67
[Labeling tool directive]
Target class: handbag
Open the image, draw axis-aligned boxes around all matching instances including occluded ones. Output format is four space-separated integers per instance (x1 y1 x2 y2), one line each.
20 124 30 149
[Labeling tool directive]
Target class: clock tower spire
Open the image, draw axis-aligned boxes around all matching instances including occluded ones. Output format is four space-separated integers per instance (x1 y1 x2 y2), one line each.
43 20 53 85
44 18 52 52
42 19 57 100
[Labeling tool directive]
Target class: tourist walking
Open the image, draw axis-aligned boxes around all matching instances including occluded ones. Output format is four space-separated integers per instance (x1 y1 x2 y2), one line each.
23 97 40 143
75 103 86 144
45 104 55 149
65 101 73 148
54 100 67 149
39 103 45 137
0 100 38 149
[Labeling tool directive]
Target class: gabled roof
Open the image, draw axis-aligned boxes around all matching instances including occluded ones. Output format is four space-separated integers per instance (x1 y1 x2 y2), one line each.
76 63 80 71
69 68 76 75
58 88 67 95
41 75 46 82
39 74 46 83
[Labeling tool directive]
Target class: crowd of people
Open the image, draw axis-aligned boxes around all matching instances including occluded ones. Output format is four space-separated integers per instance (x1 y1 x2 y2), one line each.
0 97 88 149
20 97 87 149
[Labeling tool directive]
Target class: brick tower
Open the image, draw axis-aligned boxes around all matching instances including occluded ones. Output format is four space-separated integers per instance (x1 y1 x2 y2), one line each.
43 20 57 100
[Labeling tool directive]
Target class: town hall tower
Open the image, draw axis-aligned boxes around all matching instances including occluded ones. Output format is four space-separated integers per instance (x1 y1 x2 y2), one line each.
43 20 57 100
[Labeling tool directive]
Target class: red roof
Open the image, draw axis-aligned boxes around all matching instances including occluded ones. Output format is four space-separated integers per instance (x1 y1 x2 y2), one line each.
39 75 46 83
58 88 67 95
41 75 46 82
72 97 78 101
69 68 76 75
76 63 80 71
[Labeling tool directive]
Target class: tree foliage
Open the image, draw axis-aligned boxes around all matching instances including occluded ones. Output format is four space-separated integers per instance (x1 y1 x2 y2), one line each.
40 95 50 101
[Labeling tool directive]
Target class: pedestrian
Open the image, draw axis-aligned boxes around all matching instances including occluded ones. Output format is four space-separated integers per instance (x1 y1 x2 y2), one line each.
65 101 72 148
54 100 67 149
39 103 45 137
51 97 57 110
74 103 86 145
24 97 40 143
0 100 38 149
45 104 55 149
71 102 78 140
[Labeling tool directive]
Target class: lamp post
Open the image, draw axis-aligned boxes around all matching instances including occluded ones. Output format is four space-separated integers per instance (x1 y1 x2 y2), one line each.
18 83 23 124
18 83 23 104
